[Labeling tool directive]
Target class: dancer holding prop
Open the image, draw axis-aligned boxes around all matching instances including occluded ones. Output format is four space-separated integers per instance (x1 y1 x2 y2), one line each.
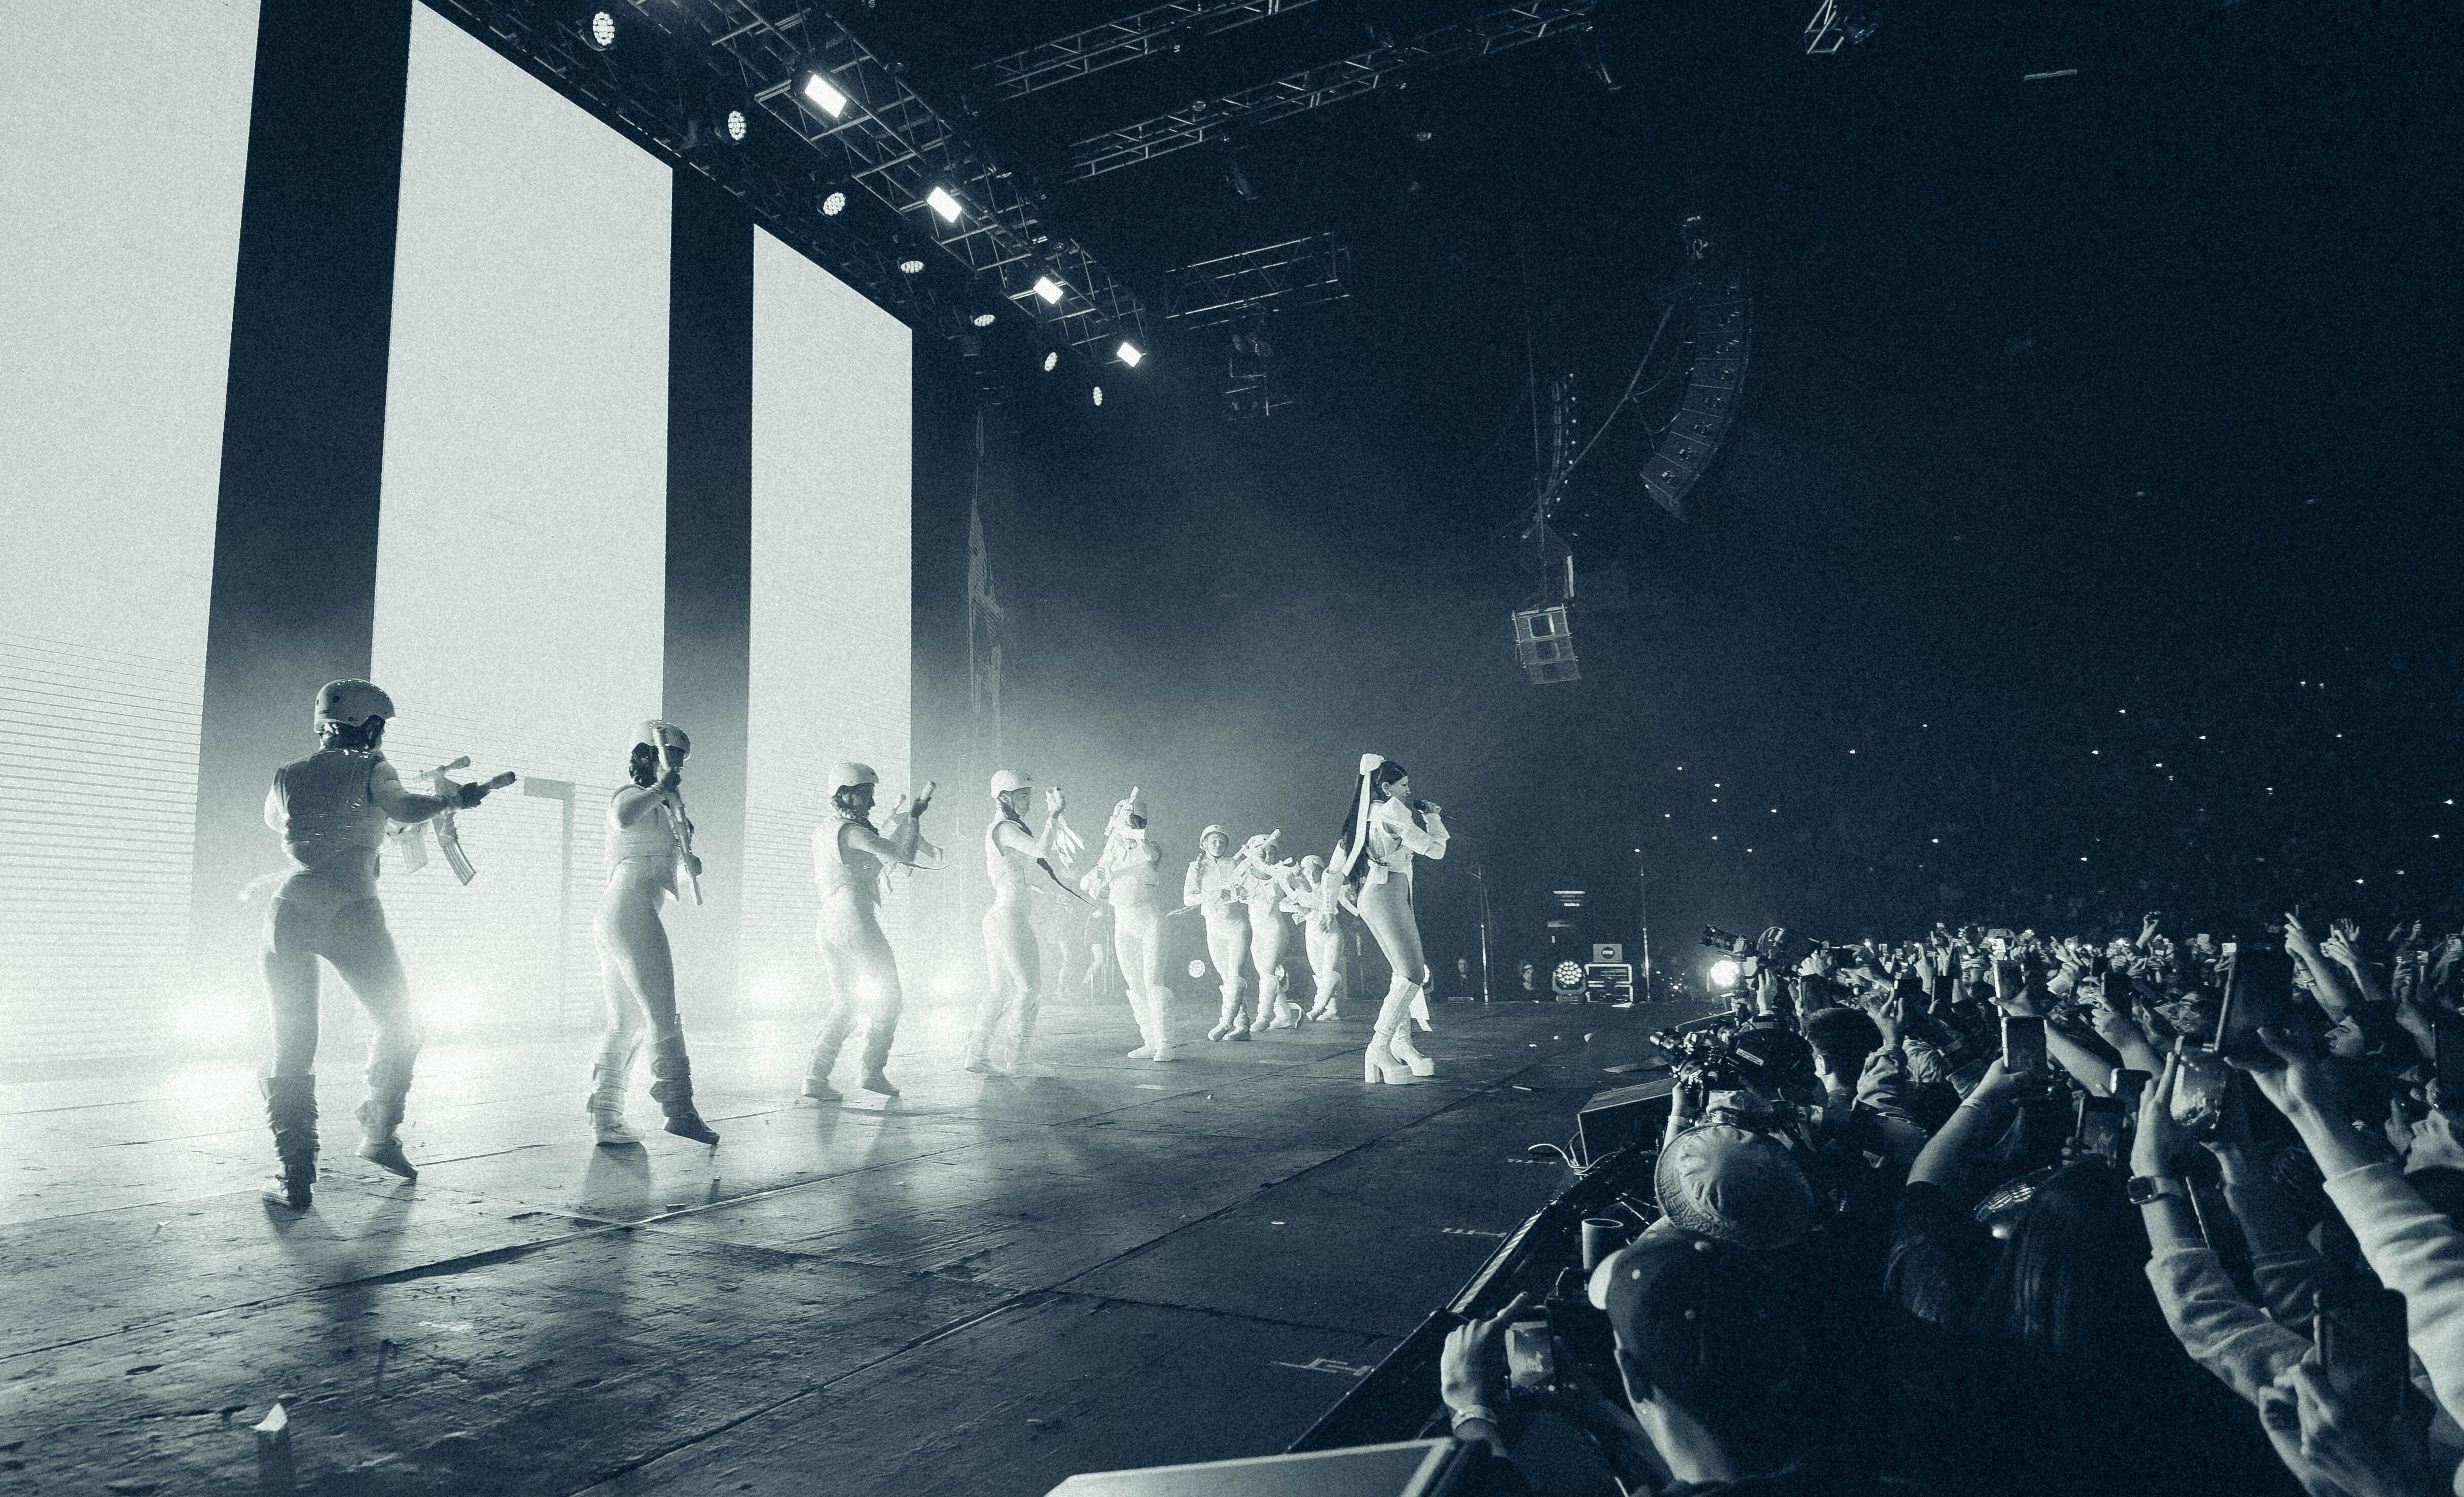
806 762 937 1101
1188 825 1257 1041
965 770 1082 1076
586 720 720 1146
1323 755 1448 1083
257 680 510 1209
1083 788 1176 1063
1236 830 1306 1031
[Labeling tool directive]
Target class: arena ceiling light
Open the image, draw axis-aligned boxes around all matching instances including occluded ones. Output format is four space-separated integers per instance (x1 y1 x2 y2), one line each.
801 71 850 119
725 108 748 142
1042 351 1059 372
971 313 997 327
1708 958 1740 989
925 186 963 222
587 10 616 49
899 258 925 274
1092 385 1104 406
1115 340 1144 368
820 190 847 216
1032 276 1064 304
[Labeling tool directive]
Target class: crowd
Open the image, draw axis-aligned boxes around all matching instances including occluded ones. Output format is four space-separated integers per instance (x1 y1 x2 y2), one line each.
1437 914 2464 1496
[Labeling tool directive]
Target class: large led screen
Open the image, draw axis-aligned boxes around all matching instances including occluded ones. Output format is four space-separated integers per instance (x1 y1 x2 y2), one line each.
367 3 670 1036
0 3 260 1064
742 229 913 1009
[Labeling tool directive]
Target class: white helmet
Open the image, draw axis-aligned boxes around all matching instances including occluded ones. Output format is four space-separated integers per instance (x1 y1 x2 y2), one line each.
830 761 879 795
1200 824 1228 848
314 679 394 729
636 719 690 760
990 769 1030 799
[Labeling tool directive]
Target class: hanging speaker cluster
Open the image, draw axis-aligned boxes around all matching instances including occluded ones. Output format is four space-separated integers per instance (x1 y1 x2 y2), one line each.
1641 260 1751 523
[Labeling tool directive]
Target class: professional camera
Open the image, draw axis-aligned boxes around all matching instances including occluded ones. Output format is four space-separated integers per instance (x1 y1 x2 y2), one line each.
1648 1010 1818 1103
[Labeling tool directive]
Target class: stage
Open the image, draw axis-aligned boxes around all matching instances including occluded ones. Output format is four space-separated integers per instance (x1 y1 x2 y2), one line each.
0 998 1696 1495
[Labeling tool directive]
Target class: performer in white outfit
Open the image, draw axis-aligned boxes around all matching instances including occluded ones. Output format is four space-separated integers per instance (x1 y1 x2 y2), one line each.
1322 754 1449 1083
256 680 504 1209
1289 853 1355 1021
806 762 934 1101
1236 831 1304 1031
966 770 1079 1075
587 720 719 1146
1188 826 1257 1041
1082 788 1176 1063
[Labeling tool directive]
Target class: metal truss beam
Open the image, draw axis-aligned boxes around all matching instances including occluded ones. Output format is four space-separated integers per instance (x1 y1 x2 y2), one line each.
1163 233 1349 326
1068 0 1600 179
976 0 1316 102
691 3 1148 350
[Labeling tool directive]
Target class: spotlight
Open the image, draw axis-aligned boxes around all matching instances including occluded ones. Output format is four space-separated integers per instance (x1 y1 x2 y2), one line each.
588 10 616 49
725 108 747 142
925 186 963 222
1709 958 1740 989
822 190 847 216
899 258 925 274
1116 340 1144 368
1032 276 1063 304
802 71 850 119
1553 960 1585 992
1092 385 1103 406
971 313 996 327
1187 959 1207 979
1042 351 1058 372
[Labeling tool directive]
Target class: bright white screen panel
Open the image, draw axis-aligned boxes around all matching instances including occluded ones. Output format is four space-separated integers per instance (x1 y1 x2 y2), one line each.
743 228 912 1008
0 3 259 1063
369 4 669 1034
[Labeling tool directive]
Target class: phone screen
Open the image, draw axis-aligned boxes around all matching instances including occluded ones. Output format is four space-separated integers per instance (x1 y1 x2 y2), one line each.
2215 946 2296 1069
2002 1015 2047 1075
1506 1319 1556 1392
2074 1095 2126 1162
2314 1286 2411 1420
2109 1068 2152 1111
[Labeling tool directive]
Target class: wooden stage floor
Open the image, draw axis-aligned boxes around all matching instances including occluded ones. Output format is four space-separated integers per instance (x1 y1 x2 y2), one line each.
0 995 1695 1495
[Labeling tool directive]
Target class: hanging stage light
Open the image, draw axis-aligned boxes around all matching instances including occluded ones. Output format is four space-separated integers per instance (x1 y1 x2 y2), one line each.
1032 276 1063 304
821 191 847 216
1042 351 1059 373
925 186 963 222
588 10 616 49
1116 340 1144 368
725 108 747 142
802 71 850 118
899 258 925 274
972 313 997 328
1092 386 1104 406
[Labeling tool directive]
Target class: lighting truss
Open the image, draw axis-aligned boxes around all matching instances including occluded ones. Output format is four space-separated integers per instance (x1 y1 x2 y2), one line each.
1162 233 1349 327
698 2 1147 350
1068 0 1601 179
425 0 939 326
976 0 1316 102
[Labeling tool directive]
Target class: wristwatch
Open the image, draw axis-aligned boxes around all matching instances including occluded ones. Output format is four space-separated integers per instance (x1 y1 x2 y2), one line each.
2125 1174 2189 1206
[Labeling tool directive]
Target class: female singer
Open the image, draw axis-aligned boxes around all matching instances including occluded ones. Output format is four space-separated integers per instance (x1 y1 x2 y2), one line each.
256 679 503 1209
965 770 1078 1075
1236 831 1303 1031
588 720 719 1145
1083 787 1176 1062
1188 825 1256 1041
1322 754 1449 1082
805 761 933 1101
1289 853 1355 1021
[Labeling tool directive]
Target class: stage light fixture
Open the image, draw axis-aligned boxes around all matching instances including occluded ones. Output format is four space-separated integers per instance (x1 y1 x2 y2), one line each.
1032 276 1063 304
1116 340 1144 368
1709 958 1740 989
926 186 963 222
1042 351 1059 372
1553 960 1585 991
725 108 747 142
821 190 847 216
1092 385 1104 406
1187 959 1208 979
802 71 850 118
588 10 616 49
972 313 997 327
899 258 925 274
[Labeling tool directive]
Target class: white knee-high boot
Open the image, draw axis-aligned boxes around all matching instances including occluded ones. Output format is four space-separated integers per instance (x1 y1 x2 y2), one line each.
1364 975 1416 1084
586 1035 641 1145
1385 979 1435 1076
1126 986 1157 1060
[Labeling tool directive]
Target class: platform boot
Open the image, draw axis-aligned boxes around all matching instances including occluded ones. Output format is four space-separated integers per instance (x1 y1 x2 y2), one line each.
261 1074 319 1210
1386 988 1437 1077
355 1060 418 1180
648 1035 722 1143
1363 980 1417 1084
585 1037 641 1145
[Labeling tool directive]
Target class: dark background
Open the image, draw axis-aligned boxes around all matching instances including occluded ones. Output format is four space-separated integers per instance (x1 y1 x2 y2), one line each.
887 0 2463 992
